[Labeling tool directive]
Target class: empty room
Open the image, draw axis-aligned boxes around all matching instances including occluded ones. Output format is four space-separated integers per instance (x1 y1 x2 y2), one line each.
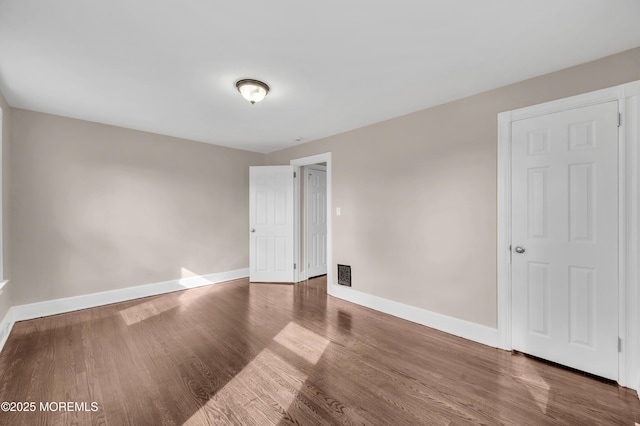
0 1 640 424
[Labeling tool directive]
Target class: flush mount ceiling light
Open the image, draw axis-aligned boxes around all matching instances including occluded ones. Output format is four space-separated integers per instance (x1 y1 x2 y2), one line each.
236 79 270 104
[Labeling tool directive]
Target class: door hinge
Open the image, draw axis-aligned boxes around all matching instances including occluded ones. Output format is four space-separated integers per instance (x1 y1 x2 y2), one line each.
293 171 297 178
618 113 622 127
294 263 297 270
618 337 622 352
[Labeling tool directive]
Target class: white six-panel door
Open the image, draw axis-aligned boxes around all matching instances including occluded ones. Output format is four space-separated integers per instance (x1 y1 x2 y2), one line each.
306 167 327 278
249 166 295 283
511 101 619 380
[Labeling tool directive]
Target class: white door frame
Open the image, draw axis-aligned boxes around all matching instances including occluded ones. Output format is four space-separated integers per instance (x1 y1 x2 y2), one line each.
304 164 327 280
290 153 333 291
497 80 640 390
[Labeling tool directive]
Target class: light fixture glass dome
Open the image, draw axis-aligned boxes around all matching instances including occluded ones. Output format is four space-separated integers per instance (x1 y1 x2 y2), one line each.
236 79 270 104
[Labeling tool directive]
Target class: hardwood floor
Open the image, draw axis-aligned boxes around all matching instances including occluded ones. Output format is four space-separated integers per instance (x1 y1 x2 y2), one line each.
0 276 638 425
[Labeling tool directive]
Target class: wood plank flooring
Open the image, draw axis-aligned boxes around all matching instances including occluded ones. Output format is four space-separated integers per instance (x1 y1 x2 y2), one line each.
0 276 638 425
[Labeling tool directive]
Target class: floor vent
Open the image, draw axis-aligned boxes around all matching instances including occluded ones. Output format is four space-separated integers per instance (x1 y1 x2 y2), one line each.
337 264 351 287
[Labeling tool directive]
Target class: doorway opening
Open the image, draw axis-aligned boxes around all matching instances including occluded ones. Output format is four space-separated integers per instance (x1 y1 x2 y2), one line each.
302 164 327 280
291 153 333 292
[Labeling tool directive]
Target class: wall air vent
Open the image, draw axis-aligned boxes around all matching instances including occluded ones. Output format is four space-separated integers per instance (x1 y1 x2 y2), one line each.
337 264 351 287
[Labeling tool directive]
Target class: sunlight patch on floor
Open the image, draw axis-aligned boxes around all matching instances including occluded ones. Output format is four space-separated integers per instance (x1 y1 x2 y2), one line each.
177 287 203 308
273 322 330 364
182 321 330 425
178 267 219 309
515 368 550 414
119 268 212 325
119 299 177 325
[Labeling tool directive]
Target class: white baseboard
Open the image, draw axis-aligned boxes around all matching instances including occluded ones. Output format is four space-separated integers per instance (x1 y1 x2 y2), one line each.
10 268 249 323
328 284 499 348
1 271 497 355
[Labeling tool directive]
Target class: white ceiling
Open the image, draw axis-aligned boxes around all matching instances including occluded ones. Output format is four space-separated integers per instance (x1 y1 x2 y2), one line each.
1 1 639 153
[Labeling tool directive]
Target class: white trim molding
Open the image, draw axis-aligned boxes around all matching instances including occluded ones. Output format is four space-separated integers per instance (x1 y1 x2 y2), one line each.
497 80 640 392
0 268 249 353
330 284 499 348
497 110 513 351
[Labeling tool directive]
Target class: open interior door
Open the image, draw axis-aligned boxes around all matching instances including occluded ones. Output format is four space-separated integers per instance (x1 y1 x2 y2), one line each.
249 166 295 283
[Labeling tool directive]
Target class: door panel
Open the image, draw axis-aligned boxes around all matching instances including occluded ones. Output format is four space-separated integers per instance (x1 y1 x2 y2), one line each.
568 266 595 347
250 166 295 283
511 101 618 380
527 167 548 239
527 261 550 337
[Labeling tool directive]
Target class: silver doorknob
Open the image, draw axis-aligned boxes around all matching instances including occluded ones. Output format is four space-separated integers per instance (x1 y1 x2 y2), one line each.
250 228 255 233
514 246 526 254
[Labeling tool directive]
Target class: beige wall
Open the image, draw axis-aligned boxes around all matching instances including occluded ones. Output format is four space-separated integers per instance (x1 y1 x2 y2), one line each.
10 110 263 305
266 47 640 328
2 47 639 326
0 90 12 320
